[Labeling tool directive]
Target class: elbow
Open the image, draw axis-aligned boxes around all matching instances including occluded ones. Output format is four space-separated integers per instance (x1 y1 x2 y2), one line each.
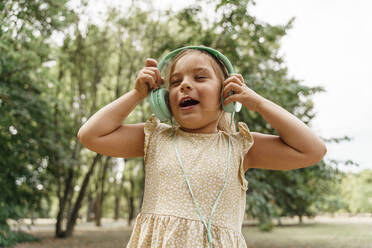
319 144 327 163
77 128 83 141
77 128 89 146
317 141 327 160
321 143 327 157
77 129 82 140
307 142 327 166
296 141 327 169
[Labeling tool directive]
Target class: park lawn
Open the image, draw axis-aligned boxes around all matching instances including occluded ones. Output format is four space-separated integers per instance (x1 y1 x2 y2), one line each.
243 222 372 248
13 219 372 248
13 227 132 248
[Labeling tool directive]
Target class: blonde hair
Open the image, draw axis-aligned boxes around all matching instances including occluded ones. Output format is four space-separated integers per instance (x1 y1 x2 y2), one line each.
164 48 236 133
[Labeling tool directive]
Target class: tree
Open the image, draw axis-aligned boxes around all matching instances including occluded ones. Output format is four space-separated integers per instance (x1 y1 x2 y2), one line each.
52 21 110 237
341 170 372 214
0 0 74 245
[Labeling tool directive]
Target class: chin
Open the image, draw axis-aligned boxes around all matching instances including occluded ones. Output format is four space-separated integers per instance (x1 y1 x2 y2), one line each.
175 113 219 131
175 115 202 129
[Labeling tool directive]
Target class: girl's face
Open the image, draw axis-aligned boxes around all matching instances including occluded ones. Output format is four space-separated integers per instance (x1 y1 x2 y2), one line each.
168 52 223 133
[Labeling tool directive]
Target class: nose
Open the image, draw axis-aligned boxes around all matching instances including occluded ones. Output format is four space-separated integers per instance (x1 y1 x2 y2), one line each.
180 80 193 92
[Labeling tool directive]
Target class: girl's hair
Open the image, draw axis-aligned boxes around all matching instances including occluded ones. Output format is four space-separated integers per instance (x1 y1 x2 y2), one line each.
164 48 236 133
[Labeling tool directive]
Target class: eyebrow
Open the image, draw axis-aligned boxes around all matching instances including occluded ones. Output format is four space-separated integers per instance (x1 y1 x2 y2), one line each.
171 67 212 78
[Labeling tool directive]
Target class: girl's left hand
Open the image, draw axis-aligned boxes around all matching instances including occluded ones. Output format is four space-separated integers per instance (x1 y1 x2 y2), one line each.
222 74 264 112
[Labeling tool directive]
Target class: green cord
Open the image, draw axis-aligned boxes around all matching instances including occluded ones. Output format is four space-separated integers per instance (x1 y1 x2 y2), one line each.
171 111 235 247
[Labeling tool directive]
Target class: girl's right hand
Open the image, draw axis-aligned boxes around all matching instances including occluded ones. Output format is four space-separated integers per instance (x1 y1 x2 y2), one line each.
134 58 164 100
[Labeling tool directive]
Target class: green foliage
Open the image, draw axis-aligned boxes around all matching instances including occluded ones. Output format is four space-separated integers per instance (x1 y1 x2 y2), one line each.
340 170 372 213
0 229 39 248
0 0 74 244
314 169 372 214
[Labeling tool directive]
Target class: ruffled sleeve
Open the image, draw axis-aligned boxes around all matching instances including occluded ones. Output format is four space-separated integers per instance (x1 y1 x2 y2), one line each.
237 122 254 156
144 114 160 162
237 122 254 191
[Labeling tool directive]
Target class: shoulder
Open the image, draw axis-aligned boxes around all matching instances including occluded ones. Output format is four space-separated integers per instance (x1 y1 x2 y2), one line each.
144 115 175 155
145 114 172 135
230 121 254 154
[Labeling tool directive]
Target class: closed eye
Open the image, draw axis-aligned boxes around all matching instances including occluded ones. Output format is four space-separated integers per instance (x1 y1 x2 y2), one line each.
196 76 207 80
170 80 181 86
170 76 207 86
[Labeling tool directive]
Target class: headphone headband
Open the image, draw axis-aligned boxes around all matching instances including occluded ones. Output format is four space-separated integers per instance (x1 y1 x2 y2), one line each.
157 46 235 75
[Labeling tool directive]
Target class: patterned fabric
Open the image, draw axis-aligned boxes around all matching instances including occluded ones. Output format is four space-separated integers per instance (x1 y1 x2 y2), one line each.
126 114 254 247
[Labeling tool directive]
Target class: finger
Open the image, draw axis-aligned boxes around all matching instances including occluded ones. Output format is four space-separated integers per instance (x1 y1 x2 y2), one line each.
145 58 158 68
230 73 244 81
223 82 242 98
143 70 157 87
223 94 240 106
143 69 156 78
146 67 163 85
141 73 157 89
233 74 244 84
223 75 243 88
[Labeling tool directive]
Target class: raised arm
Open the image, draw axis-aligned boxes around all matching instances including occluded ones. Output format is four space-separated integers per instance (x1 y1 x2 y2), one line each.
245 98 327 171
222 74 327 171
77 58 163 158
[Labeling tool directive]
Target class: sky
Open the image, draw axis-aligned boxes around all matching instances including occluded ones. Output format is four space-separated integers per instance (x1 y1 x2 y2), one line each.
70 0 372 172
248 0 372 172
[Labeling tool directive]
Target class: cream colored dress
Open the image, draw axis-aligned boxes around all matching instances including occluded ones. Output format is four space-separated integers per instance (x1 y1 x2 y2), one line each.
126 115 254 248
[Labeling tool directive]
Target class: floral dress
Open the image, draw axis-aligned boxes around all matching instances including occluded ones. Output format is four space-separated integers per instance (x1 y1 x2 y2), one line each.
126 115 254 247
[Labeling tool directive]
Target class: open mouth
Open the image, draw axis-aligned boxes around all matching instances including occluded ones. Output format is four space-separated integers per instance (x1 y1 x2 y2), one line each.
179 97 200 109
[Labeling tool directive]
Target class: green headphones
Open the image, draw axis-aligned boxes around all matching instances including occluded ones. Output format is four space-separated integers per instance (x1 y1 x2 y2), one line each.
149 45 242 122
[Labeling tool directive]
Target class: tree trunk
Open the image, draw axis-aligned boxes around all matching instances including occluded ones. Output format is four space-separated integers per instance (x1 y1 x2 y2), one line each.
94 157 110 226
277 217 282 226
114 164 125 221
127 179 136 226
55 137 80 238
64 153 102 237
30 208 35 225
94 193 102 226
128 195 135 226
54 55 64 237
86 192 95 222
66 187 74 220
114 195 120 220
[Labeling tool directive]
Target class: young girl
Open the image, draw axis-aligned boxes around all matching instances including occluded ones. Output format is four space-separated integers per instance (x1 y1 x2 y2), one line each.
77 47 327 247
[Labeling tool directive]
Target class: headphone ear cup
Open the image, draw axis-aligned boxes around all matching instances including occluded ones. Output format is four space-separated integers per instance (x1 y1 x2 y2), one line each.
150 88 172 122
221 91 242 113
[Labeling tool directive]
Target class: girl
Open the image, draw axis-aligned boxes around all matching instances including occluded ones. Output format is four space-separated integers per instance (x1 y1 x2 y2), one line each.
77 47 327 247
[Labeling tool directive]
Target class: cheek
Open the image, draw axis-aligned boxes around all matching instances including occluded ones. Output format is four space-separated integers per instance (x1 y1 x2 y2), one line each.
201 86 221 106
168 90 178 110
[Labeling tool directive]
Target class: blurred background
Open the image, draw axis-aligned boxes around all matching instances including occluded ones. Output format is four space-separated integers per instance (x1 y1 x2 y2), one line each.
1 0 371 247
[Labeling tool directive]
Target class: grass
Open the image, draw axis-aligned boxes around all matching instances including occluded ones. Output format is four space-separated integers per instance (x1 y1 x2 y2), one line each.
12 217 372 248
243 222 372 248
